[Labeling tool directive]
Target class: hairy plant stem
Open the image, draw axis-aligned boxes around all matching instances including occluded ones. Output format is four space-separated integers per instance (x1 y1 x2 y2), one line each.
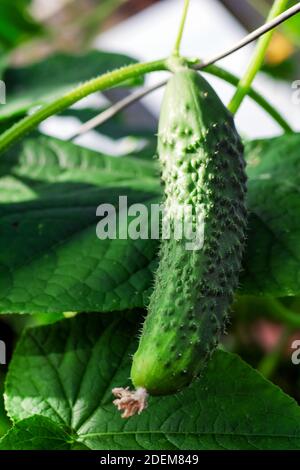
0 0 298 153
74 63 292 138
0 59 167 154
228 0 289 114
73 4 300 137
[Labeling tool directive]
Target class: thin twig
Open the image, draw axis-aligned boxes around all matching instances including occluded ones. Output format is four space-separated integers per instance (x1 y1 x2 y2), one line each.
73 81 165 136
73 2 300 137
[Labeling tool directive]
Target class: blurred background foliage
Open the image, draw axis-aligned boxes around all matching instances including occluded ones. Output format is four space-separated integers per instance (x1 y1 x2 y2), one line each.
0 0 41 53
1 0 299 72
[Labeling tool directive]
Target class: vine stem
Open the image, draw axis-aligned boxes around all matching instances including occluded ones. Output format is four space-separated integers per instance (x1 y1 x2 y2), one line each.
1 1 298 152
73 3 300 137
0 59 167 154
73 63 292 138
173 0 190 57
206 64 292 132
236 295 300 328
264 297 300 328
228 0 289 114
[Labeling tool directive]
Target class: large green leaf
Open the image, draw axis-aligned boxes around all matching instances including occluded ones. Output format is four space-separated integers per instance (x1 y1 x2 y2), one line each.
4 313 300 450
241 133 300 296
0 133 300 314
0 135 159 313
0 416 73 450
0 50 143 121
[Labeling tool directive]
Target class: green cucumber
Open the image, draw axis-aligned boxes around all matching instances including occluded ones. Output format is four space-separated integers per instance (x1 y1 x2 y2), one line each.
113 68 247 418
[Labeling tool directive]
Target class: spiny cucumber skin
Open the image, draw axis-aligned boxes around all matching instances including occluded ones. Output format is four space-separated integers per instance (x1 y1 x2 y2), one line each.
131 69 247 396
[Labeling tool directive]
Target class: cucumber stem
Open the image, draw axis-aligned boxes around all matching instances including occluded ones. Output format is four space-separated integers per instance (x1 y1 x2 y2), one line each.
173 0 191 57
112 387 148 418
228 0 289 115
